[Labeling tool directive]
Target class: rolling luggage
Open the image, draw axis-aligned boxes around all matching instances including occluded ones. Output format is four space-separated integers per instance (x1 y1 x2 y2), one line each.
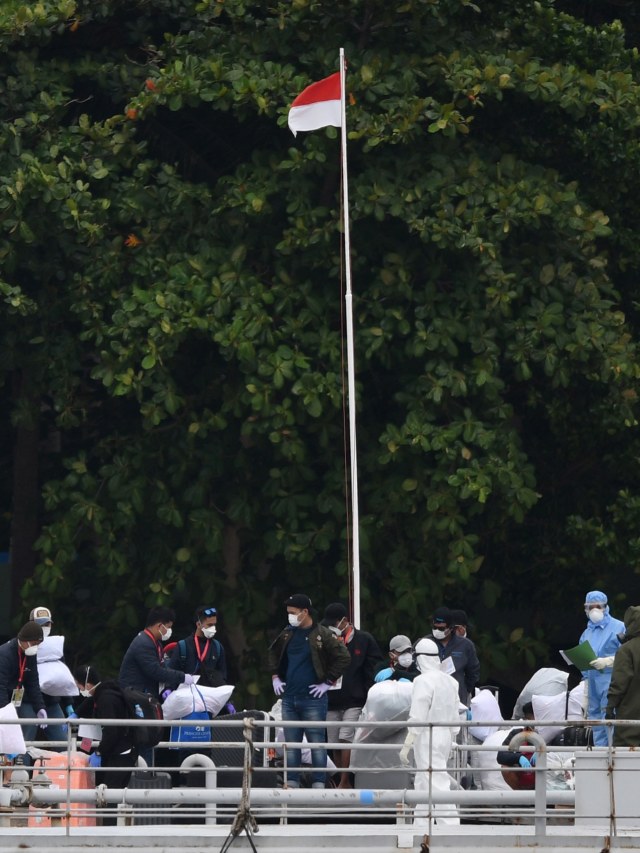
208 710 275 788
128 769 172 825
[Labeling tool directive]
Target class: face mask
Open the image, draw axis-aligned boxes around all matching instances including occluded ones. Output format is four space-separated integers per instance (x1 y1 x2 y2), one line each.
588 609 604 624
23 644 38 656
41 626 52 639
288 613 302 628
201 625 217 639
80 689 93 698
329 626 342 637
432 628 448 640
160 626 172 641
397 653 413 668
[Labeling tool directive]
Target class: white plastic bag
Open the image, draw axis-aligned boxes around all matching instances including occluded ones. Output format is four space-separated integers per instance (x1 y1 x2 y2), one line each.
512 668 568 719
0 703 26 755
161 683 234 719
36 636 79 697
469 689 504 741
353 680 413 743
532 684 585 744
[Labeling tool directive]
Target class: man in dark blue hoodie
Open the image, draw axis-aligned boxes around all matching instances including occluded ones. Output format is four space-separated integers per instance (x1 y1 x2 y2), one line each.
428 606 480 706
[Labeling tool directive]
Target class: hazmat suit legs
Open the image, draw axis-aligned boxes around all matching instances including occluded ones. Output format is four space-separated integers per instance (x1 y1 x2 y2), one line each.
413 730 459 827
587 671 611 747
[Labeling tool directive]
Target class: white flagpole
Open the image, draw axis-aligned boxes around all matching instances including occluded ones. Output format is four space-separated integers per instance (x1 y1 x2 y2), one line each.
339 48 361 629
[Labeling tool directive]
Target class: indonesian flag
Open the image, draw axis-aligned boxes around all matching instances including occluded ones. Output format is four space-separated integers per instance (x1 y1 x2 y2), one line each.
288 72 342 137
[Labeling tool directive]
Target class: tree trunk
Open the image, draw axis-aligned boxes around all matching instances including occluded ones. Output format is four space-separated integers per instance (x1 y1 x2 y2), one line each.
10 370 40 614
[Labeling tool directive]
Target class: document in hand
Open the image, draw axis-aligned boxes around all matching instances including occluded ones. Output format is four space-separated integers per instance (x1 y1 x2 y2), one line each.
560 640 597 670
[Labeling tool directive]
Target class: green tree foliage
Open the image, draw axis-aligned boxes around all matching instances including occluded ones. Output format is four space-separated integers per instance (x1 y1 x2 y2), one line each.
2 0 640 701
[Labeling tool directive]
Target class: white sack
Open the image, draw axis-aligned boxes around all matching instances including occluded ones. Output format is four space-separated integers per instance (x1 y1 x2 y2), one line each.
0 703 26 755
38 659 79 697
469 689 504 741
161 683 234 719
512 668 568 719
353 680 414 743
469 728 513 791
36 635 65 664
532 684 585 744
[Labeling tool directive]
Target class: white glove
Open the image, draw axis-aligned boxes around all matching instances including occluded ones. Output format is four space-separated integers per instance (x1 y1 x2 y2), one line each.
399 732 415 766
590 656 615 670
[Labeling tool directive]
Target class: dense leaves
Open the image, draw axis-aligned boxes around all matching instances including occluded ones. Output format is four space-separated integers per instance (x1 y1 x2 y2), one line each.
2 0 640 702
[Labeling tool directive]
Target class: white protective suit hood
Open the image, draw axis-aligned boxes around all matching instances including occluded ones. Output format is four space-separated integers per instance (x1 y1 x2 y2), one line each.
414 637 441 674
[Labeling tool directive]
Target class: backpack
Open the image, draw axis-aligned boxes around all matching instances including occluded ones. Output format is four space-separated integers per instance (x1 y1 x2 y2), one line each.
178 638 226 688
121 686 164 748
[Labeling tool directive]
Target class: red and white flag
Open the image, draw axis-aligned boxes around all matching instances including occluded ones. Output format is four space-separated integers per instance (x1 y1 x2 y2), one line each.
288 72 342 137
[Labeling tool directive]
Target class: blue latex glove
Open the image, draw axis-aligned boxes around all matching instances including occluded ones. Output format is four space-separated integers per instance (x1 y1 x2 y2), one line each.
309 683 331 699
37 709 48 728
183 674 197 686
272 676 286 696
67 712 78 720
225 703 236 714
374 668 393 683
518 755 532 768
161 689 172 701
530 753 537 767
89 753 102 768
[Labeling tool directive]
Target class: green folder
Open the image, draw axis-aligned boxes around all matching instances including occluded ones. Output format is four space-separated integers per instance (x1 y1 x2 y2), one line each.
560 640 597 670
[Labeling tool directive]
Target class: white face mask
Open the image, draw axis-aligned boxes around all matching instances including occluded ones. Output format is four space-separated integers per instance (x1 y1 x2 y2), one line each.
329 626 342 637
23 644 38 657
588 609 605 624
397 653 413 668
201 625 217 639
159 625 172 641
41 626 52 639
80 689 93 698
288 613 302 628
432 628 448 640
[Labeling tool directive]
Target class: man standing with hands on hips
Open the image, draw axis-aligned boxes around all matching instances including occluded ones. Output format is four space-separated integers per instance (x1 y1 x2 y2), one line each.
269 594 350 789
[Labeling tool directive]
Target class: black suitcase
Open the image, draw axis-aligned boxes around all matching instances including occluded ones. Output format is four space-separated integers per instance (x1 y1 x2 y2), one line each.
128 769 172 825
208 710 275 788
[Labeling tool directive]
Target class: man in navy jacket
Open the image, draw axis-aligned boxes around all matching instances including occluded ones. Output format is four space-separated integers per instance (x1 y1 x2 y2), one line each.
0 621 47 740
119 606 196 698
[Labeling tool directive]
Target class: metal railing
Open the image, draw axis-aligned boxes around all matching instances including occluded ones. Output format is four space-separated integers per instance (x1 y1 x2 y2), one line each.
0 714 635 836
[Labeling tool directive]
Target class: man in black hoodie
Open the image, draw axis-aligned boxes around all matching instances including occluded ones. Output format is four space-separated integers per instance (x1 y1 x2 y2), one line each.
74 666 137 788
323 602 383 788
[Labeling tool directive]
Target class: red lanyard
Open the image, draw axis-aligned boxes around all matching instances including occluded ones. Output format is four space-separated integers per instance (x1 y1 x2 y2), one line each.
17 647 27 686
194 636 210 664
144 629 163 661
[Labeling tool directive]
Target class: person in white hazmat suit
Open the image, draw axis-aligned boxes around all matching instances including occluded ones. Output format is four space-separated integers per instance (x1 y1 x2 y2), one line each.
399 637 461 826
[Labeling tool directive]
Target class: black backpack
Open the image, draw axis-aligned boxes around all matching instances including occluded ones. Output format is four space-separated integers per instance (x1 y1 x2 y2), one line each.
121 686 164 748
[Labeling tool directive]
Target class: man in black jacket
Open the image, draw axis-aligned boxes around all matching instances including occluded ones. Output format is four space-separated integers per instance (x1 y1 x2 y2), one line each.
119 606 196 698
322 602 383 788
269 593 350 789
0 621 47 740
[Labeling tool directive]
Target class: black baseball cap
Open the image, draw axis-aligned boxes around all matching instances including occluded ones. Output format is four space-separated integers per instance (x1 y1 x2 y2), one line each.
285 593 312 610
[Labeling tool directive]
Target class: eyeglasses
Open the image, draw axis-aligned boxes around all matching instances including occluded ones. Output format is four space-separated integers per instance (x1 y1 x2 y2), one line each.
202 607 217 617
